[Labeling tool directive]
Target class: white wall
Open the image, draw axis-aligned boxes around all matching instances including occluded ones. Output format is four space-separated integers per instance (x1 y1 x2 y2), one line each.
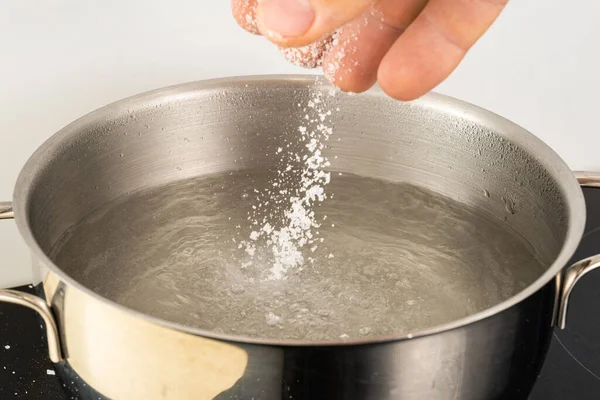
1 0 599 287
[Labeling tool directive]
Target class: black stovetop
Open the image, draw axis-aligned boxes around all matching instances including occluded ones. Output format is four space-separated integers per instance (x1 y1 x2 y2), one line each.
2 189 600 399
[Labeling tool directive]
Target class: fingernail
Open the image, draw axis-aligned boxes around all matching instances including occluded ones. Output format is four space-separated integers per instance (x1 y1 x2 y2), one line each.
259 0 315 38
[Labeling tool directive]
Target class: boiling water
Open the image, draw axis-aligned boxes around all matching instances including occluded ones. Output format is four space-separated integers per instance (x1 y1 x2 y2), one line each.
52 169 544 340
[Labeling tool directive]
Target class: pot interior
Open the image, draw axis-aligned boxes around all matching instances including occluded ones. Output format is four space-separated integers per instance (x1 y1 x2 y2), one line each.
19 77 576 341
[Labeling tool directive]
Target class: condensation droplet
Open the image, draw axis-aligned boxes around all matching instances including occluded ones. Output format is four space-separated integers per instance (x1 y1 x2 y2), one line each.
359 327 372 336
230 284 245 294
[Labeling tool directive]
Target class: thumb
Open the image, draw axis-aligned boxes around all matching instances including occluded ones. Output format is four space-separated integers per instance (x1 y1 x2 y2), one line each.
256 0 373 47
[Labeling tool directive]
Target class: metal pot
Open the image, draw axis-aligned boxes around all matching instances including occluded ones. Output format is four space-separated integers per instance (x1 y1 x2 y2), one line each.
1 75 599 400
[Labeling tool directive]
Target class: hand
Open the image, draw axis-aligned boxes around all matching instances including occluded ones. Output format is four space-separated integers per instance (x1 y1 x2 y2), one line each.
231 0 507 100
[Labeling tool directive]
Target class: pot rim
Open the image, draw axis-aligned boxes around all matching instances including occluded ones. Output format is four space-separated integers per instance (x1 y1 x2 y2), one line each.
12 74 586 347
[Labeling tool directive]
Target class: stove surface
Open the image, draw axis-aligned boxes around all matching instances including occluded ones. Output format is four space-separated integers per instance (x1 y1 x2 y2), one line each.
2 189 600 399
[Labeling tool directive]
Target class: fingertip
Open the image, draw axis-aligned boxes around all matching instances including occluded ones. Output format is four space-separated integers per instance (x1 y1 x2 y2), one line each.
376 62 423 102
332 80 375 95
324 67 376 94
377 24 465 101
375 0 501 102
321 32 377 94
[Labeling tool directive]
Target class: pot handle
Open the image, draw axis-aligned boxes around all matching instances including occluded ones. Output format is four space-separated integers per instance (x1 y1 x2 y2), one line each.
0 201 63 363
0 201 13 219
556 172 600 329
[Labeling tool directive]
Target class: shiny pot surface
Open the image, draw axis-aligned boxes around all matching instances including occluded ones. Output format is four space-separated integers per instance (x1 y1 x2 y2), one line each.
1 75 599 400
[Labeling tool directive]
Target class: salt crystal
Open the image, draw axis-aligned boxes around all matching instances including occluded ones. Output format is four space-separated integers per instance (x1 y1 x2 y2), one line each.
46 369 56 375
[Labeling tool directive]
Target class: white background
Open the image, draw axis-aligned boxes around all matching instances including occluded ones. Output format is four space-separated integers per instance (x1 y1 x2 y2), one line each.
1 0 599 287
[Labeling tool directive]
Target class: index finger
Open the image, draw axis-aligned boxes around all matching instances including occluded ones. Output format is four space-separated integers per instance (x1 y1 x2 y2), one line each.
378 0 508 101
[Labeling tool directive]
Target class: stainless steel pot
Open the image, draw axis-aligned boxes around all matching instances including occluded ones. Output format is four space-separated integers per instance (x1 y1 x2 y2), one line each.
1 75 599 400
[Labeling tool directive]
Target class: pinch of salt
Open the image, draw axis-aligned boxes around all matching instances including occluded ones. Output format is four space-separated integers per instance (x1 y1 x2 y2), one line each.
239 83 335 279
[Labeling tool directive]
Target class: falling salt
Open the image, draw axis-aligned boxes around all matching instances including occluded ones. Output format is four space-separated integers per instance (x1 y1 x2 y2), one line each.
4 345 9 350
46 369 56 375
239 79 335 280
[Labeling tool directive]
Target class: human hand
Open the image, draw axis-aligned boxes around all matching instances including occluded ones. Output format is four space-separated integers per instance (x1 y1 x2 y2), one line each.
231 0 507 100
